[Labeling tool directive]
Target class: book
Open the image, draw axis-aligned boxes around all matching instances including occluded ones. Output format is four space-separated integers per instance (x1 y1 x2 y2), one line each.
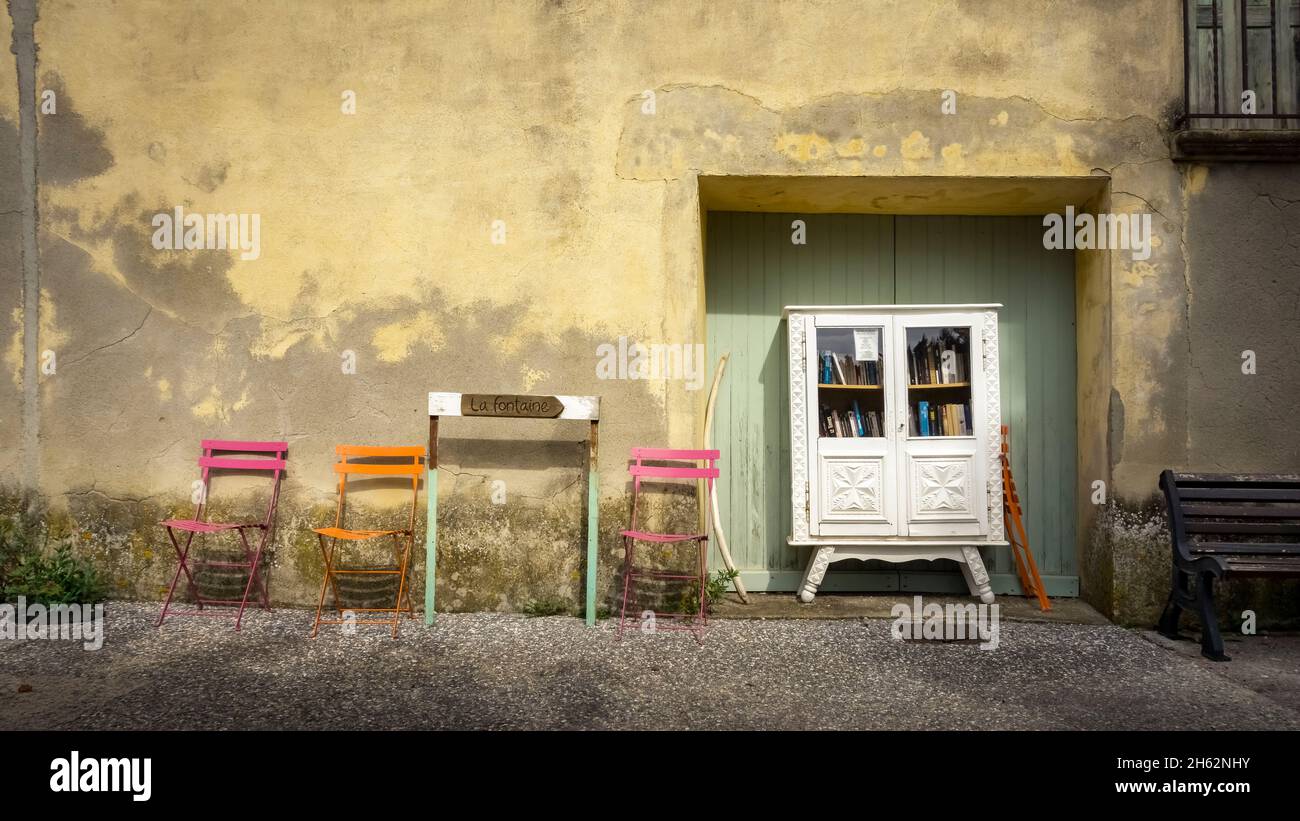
852 400 865 438
918 401 930 436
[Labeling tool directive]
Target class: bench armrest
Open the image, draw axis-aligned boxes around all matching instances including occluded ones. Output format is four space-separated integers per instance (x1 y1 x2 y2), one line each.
1159 469 1197 563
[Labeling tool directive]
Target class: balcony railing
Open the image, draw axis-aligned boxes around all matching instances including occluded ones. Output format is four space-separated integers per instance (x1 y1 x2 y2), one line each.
1184 0 1300 128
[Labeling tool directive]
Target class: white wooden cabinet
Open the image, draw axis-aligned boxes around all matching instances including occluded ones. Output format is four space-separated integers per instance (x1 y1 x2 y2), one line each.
784 305 1007 603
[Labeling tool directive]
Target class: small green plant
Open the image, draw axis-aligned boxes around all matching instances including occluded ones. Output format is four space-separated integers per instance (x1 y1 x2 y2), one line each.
522 596 571 617
3 543 106 605
676 568 740 617
0 514 40 590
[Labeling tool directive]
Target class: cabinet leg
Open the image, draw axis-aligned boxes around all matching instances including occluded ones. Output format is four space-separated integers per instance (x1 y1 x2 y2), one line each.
960 546 995 604
798 547 835 603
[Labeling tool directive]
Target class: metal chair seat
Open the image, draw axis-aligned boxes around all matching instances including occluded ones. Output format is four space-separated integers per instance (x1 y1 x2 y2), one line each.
619 529 706 543
312 526 409 541
163 519 256 533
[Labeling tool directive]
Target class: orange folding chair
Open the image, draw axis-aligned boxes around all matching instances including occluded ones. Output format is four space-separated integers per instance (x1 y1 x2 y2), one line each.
310 445 423 639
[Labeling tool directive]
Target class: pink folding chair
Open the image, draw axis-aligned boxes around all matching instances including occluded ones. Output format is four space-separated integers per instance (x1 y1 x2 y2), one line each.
617 447 721 640
156 439 287 630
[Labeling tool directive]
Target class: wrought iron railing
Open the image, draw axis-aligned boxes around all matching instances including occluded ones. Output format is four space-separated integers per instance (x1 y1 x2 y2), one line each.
1183 0 1300 128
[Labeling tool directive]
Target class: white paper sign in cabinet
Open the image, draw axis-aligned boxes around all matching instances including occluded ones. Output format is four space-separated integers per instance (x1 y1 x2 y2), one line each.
784 305 1007 604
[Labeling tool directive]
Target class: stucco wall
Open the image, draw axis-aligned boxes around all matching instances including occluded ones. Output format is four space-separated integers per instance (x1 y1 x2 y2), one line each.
4 0 1295 620
1 5 24 483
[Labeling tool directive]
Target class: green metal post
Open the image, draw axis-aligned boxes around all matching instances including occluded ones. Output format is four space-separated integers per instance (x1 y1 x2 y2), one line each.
425 416 438 625
585 420 598 626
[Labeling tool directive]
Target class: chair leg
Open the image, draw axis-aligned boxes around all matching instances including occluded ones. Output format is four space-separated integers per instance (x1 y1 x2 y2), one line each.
1157 564 1188 638
693 538 707 644
392 535 413 639
157 528 200 626
249 527 273 612
1195 571 1229 662
233 529 262 632
391 534 415 619
311 534 336 639
617 537 634 641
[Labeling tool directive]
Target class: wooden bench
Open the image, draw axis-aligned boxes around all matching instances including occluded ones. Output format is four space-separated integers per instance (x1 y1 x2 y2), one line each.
1157 471 1300 661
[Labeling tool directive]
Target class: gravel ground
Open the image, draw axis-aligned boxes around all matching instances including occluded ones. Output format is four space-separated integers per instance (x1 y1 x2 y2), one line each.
1 602 1297 730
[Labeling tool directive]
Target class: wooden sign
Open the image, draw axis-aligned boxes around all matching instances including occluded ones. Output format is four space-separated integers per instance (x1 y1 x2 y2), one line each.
460 393 563 419
429 392 599 420
425 389 602 628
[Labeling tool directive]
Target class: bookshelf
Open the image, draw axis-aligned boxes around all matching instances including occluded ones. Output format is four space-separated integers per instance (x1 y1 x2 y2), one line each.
784 305 1007 604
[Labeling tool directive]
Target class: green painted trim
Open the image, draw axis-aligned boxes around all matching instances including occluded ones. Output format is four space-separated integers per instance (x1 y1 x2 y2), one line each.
585 469 598 627
424 469 438 625
736 569 1079 597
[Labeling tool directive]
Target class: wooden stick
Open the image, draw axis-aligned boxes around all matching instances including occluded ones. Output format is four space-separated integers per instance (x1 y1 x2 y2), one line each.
702 353 748 603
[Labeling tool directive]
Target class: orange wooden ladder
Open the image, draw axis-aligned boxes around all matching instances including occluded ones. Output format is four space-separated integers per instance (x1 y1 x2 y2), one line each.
1001 425 1051 611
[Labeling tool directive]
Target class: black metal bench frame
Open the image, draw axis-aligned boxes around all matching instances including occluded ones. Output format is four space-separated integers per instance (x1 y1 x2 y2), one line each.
1157 471 1300 661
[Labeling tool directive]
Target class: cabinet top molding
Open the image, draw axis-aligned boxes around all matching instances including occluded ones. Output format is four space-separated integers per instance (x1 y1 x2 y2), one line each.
782 303 1002 316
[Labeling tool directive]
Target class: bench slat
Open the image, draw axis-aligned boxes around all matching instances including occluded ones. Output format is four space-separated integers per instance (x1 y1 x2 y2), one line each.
1221 556 1300 575
1180 504 1300 519
1174 473 1300 485
1178 487 1300 502
1185 521 1300 535
1190 541 1300 555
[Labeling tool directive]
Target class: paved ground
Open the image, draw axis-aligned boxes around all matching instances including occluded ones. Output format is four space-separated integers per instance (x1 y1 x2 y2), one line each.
713 592 1110 624
2 601 1297 730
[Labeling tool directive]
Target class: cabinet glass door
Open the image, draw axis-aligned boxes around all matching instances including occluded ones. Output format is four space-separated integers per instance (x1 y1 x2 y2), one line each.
893 313 987 537
810 315 898 536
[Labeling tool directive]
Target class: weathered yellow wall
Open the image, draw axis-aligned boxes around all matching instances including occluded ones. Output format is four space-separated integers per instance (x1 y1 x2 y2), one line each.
7 0 1295 619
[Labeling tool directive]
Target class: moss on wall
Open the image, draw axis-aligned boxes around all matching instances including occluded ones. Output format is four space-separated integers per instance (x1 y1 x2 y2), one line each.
0 482 707 616
1085 495 1300 629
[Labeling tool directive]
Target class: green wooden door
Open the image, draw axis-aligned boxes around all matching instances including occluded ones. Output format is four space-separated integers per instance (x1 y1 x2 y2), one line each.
705 212 1078 596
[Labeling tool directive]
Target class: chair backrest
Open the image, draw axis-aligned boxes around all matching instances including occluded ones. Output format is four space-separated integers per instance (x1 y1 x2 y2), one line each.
626 448 720 532
331 445 424 532
195 439 288 525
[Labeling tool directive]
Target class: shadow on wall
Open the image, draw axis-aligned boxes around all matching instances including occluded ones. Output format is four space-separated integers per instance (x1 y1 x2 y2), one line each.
19 72 699 615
